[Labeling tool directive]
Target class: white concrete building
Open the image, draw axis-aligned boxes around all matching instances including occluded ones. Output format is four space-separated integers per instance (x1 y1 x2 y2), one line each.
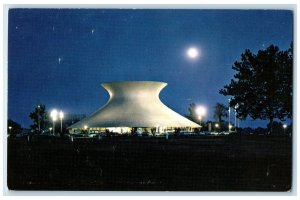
69 81 200 133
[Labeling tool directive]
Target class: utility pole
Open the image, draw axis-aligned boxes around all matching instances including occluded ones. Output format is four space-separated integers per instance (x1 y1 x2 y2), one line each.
38 105 41 133
228 99 231 132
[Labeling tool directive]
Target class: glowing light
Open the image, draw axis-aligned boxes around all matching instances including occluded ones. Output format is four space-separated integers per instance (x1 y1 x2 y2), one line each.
59 111 64 119
50 109 58 121
84 125 88 130
215 124 219 128
283 124 287 129
187 47 199 59
196 106 206 116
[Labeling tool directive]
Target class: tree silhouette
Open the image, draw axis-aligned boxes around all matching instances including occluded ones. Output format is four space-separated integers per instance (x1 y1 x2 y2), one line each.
220 43 293 134
213 103 228 123
7 119 22 137
29 104 50 133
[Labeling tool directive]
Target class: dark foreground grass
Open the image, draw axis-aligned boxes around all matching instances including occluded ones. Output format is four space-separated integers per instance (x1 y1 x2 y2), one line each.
7 135 292 191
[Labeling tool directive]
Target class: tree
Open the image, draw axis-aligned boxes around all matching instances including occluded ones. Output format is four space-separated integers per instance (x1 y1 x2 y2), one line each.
7 119 22 137
213 103 228 122
220 44 293 134
278 43 293 119
29 104 49 133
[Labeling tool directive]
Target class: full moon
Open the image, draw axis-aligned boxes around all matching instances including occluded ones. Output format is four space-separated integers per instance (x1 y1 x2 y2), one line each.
186 47 199 59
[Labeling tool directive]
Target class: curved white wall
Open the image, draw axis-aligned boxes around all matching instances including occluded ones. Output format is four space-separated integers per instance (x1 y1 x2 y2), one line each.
69 81 200 129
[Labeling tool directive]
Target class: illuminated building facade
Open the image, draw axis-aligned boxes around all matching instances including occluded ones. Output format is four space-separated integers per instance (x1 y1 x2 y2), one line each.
69 81 200 133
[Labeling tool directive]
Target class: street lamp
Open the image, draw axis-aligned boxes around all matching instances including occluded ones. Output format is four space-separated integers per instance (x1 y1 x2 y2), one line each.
37 105 41 133
228 99 231 132
229 124 233 131
50 109 58 135
234 103 239 131
9 126 12 135
59 111 64 133
215 123 219 132
198 115 202 125
196 105 206 129
283 124 287 134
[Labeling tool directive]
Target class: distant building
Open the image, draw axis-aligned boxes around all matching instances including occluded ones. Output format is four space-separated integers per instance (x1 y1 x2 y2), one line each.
69 81 200 134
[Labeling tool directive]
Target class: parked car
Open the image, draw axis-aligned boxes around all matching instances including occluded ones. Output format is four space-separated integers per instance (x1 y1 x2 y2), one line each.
220 131 230 135
88 133 98 138
71 133 86 137
154 132 164 137
210 132 219 135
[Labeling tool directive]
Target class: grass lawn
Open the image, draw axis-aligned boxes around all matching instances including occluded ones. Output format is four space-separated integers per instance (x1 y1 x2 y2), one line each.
7 135 292 191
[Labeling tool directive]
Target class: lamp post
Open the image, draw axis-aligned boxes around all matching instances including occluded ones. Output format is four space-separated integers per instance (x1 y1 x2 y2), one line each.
59 111 64 133
198 116 202 127
228 99 231 132
234 104 239 132
234 110 237 132
283 124 287 134
196 105 206 130
50 109 58 135
215 123 219 132
37 105 40 133
9 126 12 135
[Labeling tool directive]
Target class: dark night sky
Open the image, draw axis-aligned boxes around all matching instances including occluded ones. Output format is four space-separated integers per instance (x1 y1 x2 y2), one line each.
8 9 293 128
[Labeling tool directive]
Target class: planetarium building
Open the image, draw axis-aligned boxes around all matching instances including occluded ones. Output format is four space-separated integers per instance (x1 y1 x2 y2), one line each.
69 81 200 134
